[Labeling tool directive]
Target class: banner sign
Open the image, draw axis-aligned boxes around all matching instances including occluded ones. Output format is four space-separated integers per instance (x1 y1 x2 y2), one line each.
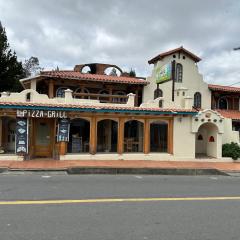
155 63 172 84
57 118 70 142
17 110 67 118
16 118 28 154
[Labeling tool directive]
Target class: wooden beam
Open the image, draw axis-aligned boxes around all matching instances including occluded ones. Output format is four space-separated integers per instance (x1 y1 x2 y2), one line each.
90 116 97 154
143 119 150 154
168 118 173 154
117 117 124 154
48 79 54 98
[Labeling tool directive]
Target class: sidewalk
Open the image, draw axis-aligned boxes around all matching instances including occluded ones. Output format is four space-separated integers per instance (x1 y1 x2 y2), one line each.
0 160 240 172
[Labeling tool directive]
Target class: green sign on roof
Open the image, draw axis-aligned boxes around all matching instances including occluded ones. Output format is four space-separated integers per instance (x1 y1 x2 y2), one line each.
155 63 172 84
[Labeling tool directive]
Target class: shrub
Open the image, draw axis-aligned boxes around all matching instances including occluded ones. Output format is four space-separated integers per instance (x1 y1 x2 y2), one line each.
222 142 240 160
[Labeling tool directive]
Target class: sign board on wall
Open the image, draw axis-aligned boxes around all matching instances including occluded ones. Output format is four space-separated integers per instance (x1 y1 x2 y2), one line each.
57 118 70 142
155 63 172 84
17 110 67 118
15 118 28 154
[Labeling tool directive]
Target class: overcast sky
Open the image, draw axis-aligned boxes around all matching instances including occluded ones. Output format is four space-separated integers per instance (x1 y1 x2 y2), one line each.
0 0 240 85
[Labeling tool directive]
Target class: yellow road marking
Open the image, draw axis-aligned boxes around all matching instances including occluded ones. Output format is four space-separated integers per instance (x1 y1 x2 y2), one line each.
0 196 240 205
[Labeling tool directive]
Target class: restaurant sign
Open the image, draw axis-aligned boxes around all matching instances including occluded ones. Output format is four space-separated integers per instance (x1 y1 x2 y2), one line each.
17 109 67 118
155 63 172 84
16 118 28 154
57 118 70 142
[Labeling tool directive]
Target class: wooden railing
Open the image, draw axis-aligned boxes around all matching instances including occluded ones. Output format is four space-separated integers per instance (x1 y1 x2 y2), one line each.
72 92 129 103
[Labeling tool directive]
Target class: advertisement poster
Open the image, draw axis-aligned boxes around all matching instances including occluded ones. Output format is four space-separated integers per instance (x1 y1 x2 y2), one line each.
16 118 28 154
57 118 70 142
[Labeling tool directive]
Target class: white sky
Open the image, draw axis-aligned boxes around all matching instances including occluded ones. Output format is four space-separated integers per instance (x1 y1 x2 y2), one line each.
0 0 240 85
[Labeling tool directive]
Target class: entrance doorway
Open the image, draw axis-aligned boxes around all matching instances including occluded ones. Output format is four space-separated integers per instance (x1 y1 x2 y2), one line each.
195 122 219 158
33 118 54 158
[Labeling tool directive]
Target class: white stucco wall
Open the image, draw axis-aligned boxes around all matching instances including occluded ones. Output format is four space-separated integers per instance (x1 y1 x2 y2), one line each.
173 116 195 158
222 118 239 144
143 53 212 110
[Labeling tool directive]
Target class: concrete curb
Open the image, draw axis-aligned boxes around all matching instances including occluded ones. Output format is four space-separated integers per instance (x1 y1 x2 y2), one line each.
67 167 229 176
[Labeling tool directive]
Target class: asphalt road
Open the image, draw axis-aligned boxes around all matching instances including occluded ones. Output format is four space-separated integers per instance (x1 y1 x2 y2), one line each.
0 173 240 240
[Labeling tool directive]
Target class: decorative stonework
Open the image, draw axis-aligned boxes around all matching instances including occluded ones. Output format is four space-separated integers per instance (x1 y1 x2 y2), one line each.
192 109 224 133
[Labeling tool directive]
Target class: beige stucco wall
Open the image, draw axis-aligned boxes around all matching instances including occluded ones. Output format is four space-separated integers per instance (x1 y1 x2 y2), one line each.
173 116 195 158
222 118 239 144
143 54 211 109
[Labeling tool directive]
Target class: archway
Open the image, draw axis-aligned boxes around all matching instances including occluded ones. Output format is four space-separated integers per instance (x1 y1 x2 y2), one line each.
150 121 168 152
97 120 118 152
195 122 219 158
67 118 90 153
124 120 143 152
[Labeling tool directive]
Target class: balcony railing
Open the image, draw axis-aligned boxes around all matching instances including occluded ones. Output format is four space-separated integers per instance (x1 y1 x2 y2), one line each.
72 92 128 103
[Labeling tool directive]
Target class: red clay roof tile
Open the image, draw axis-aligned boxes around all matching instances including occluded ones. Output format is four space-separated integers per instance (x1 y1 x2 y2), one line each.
0 101 196 114
208 84 240 93
216 110 240 120
40 71 149 85
148 46 201 64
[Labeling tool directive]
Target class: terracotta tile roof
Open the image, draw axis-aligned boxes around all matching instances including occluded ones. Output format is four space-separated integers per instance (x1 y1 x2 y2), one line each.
39 71 149 85
208 84 240 93
216 110 240 120
0 101 197 115
148 46 201 64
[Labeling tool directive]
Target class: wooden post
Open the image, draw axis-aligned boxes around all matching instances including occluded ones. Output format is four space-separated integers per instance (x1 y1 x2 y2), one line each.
59 142 67 155
144 119 150 154
117 118 124 154
90 116 97 154
0 118 2 147
48 80 54 98
168 118 174 154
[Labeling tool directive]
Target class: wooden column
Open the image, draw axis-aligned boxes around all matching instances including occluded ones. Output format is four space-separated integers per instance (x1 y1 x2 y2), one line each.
59 142 67 155
168 118 174 154
0 118 2 147
48 80 54 98
117 118 124 154
90 116 97 154
143 119 150 154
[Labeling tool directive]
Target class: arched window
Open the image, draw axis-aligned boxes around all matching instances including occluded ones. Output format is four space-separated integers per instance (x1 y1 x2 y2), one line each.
218 98 228 110
175 63 183 82
154 88 163 99
98 89 109 103
74 88 90 99
194 92 202 108
56 87 68 98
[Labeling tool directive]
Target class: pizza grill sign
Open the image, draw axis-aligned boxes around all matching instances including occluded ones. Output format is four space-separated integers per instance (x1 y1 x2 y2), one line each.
17 110 67 118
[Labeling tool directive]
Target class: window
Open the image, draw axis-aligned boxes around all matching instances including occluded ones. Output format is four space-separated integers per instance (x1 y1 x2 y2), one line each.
218 98 228 110
194 92 202 108
154 88 163 99
26 92 31 102
56 87 68 98
175 63 183 82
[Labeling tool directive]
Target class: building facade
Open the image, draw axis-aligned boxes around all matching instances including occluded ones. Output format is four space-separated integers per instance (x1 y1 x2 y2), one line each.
0 48 239 161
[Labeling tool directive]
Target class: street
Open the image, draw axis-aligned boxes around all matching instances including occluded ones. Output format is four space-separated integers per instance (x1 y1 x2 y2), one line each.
0 173 240 239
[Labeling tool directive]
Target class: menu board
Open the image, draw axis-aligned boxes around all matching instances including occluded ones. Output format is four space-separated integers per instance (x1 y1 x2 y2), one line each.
57 118 70 142
16 118 28 154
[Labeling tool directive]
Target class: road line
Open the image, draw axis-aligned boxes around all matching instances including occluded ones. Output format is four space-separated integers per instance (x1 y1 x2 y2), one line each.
1 196 240 205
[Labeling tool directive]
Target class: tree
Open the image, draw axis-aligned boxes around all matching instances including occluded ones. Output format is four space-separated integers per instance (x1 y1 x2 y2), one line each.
23 56 43 77
0 22 25 92
129 68 136 77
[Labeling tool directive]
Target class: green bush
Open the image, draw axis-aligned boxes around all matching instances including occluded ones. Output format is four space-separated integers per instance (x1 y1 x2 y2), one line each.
222 142 240 160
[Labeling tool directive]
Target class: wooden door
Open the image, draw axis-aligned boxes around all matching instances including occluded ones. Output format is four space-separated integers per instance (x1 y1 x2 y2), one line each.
33 118 54 158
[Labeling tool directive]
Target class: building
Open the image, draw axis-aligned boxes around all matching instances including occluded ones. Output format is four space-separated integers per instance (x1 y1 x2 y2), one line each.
0 47 239 161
